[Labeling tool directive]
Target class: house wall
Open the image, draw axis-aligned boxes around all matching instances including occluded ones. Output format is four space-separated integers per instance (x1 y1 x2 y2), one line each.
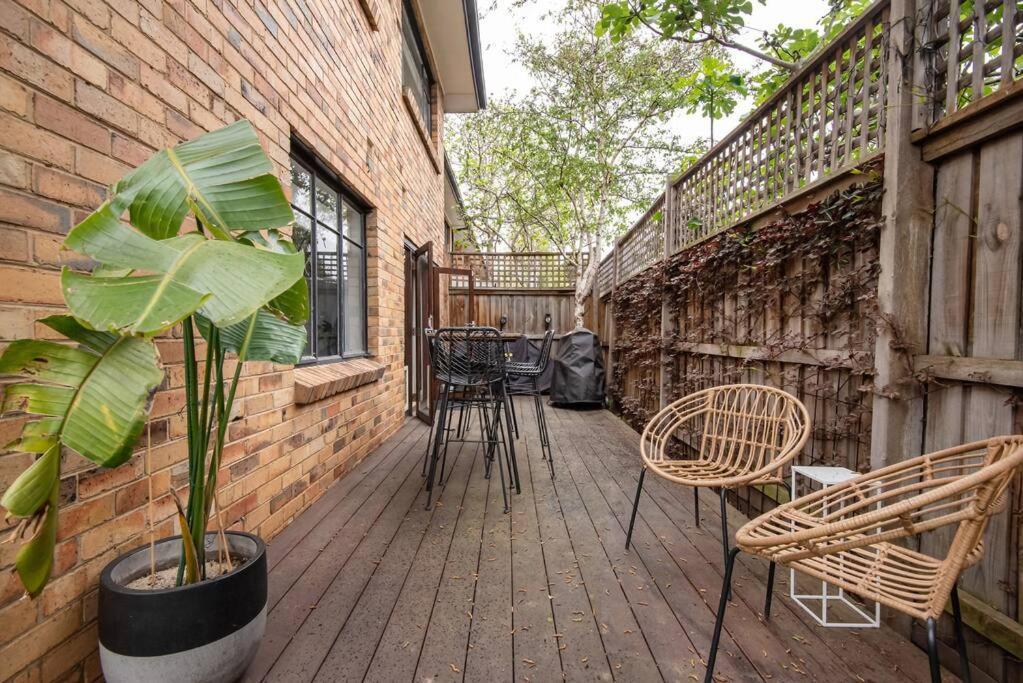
0 0 450 679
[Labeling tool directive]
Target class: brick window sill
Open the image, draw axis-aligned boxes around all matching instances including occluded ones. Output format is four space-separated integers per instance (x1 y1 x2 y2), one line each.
294 358 385 404
402 88 441 173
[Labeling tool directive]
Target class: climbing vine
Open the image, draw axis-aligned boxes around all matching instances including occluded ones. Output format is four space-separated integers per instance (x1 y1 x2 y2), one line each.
611 171 885 489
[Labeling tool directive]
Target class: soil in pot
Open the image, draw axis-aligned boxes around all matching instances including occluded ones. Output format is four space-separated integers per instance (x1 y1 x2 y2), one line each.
125 556 248 590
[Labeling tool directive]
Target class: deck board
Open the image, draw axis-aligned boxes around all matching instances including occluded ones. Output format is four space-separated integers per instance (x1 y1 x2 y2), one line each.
245 401 952 682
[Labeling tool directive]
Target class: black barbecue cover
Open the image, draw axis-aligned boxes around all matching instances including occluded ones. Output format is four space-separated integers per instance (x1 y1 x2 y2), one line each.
549 328 605 406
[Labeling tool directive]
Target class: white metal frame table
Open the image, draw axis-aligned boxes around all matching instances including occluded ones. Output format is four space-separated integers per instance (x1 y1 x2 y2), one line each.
788 465 881 628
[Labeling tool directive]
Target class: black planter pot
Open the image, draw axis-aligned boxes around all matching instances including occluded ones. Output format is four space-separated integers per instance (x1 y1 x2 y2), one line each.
98 531 267 683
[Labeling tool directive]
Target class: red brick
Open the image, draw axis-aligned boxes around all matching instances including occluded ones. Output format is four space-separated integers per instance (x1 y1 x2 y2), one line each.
71 45 108 89
0 149 30 188
0 39 73 102
0 72 31 117
110 132 151 166
33 166 106 208
0 0 30 40
79 508 145 560
77 458 143 499
74 81 138 134
0 603 81 681
0 596 37 646
140 64 187 111
0 227 29 261
75 146 128 185
0 188 72 233
29 19 72 68
40 623 98 681
71 14 137 77
111 12 167 72
65 0 111 29
34 96 112 154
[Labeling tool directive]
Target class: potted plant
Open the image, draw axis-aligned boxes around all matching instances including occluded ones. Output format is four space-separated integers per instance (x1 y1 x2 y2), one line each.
0 120 309 682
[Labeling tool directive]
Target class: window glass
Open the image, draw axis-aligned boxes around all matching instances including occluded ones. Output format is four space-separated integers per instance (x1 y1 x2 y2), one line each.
315 183 338 231
292 213 314 348
343 240 365 354
401 0 433 130
342 201 364 244
289 145 369 362
315 227 339 357
290 160 311 212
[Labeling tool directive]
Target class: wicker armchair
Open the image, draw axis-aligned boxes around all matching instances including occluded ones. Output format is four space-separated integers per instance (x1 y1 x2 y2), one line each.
625 384 810 571
704 436 1023 683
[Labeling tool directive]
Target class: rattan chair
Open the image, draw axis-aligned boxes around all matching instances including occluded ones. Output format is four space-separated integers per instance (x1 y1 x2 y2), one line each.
625 384 811 571
704 436 1023 683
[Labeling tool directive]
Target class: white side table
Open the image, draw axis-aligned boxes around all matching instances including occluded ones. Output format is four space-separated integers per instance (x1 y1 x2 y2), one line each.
789 465 881 628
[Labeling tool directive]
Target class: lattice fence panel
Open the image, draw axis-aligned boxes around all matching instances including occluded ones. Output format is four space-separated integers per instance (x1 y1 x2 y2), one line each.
920 0 1023 123
665 3 890 254
450 252 588 289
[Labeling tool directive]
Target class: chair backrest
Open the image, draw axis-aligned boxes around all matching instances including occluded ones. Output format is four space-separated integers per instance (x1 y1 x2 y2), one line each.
429 326 505 387
536 329 555 372
642 384 810 485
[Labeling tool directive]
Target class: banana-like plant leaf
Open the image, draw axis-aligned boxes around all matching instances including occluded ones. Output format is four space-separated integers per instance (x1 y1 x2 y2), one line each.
197 310 307 365
238 229 309 325
172 493 200 585
96 120 293 240
63 220 305 334
15 477 59 597
0 316 163 468
1 443 60 517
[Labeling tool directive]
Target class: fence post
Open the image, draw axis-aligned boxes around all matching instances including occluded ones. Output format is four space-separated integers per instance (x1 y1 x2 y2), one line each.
607 238 620 410
659 178 674 410
869 0 934 473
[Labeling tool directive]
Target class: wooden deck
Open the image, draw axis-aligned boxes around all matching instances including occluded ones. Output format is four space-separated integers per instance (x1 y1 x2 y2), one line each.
244 400 947 682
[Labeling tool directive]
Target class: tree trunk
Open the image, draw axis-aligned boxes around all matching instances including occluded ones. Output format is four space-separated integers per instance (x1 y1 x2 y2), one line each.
573 242 601 328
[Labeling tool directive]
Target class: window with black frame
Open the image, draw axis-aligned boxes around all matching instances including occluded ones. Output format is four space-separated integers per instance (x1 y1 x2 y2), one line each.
401 0 433 132
289 147 368 362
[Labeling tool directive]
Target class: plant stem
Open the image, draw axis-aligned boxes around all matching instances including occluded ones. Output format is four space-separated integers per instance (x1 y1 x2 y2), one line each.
204 313 257 520
177 316 200 586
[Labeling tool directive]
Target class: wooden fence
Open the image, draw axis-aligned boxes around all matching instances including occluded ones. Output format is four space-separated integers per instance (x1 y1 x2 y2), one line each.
447 252 587 337
597 0 1023 678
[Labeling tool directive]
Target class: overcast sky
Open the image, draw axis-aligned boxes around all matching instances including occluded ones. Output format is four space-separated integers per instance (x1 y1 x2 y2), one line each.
473 0 830 145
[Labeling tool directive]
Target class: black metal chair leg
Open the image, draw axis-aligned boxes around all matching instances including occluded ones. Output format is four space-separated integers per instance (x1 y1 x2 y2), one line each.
532 380 554 479
438 393 458 485
508 387 519 439
719 488 731 600
492 396 510 514
951 585 971 683
455 402 467 438
425 386 450 509
501 388 521 493
625 467 647 550
694 487 700 527
704 547 741 683
926 617 941 683
481 397 497 479
764 561 776 619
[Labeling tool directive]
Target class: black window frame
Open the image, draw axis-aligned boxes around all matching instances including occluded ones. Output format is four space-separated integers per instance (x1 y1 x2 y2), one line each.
289 142 369 365
401 0 434 133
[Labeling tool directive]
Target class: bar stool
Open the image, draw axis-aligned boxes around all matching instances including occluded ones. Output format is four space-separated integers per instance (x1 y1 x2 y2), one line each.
425 326 519 512
506 330 555 478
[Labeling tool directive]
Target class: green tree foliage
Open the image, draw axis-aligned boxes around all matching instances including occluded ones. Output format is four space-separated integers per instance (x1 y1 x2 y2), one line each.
597 0 875 103
449 1 706 324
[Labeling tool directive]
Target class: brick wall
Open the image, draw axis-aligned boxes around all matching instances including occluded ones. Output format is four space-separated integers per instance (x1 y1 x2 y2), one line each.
0 0 451 679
